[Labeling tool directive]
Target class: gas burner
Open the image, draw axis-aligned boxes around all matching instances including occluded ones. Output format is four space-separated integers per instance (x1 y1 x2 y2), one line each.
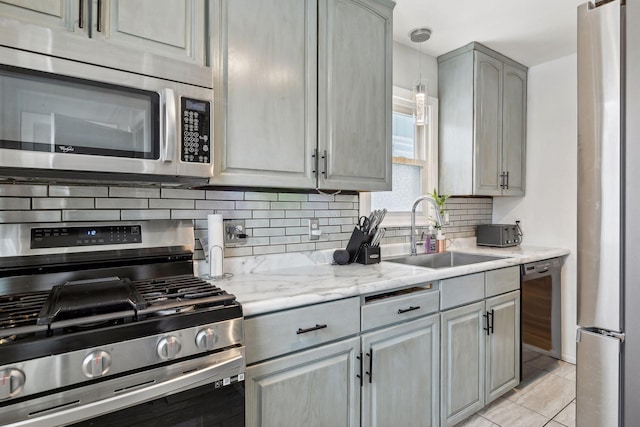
150 305 196 317
0 291 48 331
0 334 16 345
63 318 122 332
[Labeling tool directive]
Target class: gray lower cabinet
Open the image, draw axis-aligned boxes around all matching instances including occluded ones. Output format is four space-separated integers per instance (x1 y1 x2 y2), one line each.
211 0 393 190
440 301 486 427
244 297 361 426
361 314 440 427
245 336 361 427
440 289 521 426
438 42 527 196
485 291 521 403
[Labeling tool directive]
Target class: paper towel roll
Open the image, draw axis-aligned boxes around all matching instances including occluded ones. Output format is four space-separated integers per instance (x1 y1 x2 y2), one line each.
207 214 224 278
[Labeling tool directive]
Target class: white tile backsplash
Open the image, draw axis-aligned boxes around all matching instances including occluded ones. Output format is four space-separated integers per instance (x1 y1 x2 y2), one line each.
0 185 491 258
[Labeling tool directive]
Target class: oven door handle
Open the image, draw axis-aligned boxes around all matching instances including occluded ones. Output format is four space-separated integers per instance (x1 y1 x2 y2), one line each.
161 88 177 163
12 351 244 427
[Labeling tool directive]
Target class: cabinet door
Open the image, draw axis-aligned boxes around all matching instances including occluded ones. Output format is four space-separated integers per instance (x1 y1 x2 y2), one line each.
211 0 317 188
361 315 440 427
473 51 503 196
440 301 485 427
100 0 206 66
318 0 393 191
485 290 521 404
0 0 78 31
245 337 360 427
502 64 527 196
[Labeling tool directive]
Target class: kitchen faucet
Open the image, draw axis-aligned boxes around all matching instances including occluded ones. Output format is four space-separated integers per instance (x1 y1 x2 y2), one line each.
411 195 443 256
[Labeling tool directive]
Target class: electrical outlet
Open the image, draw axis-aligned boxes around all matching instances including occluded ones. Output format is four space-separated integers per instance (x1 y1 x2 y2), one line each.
308 218 321 241
223 220 247 245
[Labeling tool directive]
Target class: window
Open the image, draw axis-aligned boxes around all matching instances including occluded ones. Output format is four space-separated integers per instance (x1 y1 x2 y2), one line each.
360 87 438 227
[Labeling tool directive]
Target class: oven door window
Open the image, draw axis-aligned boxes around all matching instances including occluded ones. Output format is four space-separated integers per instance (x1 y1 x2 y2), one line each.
0 65 159 159
69 381 245 427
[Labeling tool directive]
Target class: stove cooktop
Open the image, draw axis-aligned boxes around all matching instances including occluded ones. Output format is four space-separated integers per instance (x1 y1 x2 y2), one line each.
0 275 237 338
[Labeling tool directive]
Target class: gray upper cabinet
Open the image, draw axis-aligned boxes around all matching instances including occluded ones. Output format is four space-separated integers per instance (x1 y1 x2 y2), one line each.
0 0 80 33
438 42 527 196
100 0 207 66
0 0 212 86
317 0 392 191
211 0 393 190
501 64 527 196
211 0 317 188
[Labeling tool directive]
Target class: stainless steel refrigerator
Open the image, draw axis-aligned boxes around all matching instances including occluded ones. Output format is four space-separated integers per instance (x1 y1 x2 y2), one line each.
577 0 640 425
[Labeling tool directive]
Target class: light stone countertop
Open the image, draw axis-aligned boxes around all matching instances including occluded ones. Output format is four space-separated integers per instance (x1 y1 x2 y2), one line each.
201 242 569 317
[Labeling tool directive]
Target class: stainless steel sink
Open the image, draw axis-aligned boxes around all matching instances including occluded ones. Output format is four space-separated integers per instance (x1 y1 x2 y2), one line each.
385 251 506 269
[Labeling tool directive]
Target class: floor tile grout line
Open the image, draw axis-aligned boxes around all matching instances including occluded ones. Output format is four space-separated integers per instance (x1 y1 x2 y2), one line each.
548 399 575 426
478 414 499 426
503 374 576 424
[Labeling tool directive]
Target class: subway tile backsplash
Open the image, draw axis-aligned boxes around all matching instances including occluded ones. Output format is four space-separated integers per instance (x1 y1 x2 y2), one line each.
0 184 492 258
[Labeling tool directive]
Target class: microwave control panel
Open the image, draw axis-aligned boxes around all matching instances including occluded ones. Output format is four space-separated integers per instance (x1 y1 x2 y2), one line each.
181 97 211 164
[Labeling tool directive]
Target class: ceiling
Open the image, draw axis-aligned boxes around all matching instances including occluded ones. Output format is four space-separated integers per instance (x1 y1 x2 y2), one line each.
393 0 585 67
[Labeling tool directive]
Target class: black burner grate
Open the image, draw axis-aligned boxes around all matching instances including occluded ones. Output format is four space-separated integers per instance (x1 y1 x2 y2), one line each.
133 274 235 313
134 275 224 301
0 291 48 332
0 275 236 337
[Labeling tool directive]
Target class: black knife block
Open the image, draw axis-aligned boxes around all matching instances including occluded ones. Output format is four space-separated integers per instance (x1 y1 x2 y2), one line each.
345 227 371 263
356 245 381 265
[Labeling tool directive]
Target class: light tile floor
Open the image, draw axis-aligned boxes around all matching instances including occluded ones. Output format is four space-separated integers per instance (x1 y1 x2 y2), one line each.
455 348 576 427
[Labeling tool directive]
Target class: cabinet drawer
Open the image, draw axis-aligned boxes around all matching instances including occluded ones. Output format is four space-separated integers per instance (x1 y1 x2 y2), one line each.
361 287 439 331
245 297 360 364
486 266 520 297
440 272 485 310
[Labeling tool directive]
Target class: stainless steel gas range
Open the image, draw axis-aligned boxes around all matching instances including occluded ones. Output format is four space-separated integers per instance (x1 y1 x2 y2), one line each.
0 220 245 426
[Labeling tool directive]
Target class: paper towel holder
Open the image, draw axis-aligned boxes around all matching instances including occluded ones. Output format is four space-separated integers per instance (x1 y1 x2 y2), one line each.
208 244 225 280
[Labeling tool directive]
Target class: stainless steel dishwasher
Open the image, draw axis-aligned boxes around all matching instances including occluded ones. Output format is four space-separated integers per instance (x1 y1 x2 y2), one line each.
521 257 563 359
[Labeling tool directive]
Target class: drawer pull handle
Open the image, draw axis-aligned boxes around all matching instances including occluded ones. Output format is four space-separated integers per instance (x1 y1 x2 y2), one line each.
356 352 363 387
296 324 328 335
397 306 421 314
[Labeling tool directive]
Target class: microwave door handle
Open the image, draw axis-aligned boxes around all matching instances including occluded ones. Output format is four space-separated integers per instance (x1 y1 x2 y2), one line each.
162 88 177 163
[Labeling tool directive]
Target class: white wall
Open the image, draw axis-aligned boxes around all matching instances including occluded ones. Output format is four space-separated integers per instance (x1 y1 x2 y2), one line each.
493 53 577 363
393 41 438 97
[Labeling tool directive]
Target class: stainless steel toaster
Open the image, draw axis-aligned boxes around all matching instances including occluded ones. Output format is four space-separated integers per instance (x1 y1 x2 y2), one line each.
476 224 521 247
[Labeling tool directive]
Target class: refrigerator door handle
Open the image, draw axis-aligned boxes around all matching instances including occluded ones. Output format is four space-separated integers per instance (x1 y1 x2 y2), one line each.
577 328 625 343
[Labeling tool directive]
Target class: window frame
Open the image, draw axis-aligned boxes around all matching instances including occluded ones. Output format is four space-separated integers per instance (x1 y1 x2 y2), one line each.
360 87 439 228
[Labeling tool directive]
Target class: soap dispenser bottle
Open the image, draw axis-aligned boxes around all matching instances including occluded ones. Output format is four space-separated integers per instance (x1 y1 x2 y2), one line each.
436 230 446 253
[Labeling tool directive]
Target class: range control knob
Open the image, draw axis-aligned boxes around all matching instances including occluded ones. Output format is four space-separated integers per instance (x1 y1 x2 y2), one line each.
157 336 181 360
195 328 218 351
82 350 111 379
0 369 25 400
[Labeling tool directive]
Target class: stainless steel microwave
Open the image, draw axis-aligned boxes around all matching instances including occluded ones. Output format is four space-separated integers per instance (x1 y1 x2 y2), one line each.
0 46 213 185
